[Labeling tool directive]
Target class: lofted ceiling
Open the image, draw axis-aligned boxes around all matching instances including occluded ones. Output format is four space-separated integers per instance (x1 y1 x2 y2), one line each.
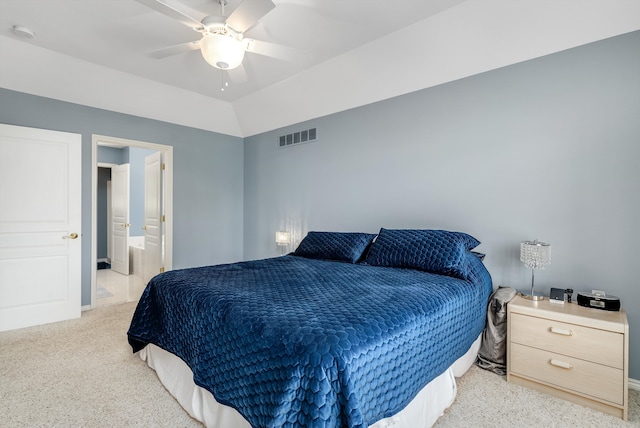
1 1 639 137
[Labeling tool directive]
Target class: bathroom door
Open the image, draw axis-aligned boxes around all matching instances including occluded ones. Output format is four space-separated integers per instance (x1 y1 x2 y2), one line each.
111 163 130 275
143 151 163 284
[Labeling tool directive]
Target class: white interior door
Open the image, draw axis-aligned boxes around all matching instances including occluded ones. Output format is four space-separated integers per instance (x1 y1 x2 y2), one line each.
144 152 163 284
111 163 130 275
106 180 112 262
0 124 81 332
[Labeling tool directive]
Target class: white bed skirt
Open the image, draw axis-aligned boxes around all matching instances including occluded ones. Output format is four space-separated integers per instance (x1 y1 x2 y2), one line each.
140 334 481 428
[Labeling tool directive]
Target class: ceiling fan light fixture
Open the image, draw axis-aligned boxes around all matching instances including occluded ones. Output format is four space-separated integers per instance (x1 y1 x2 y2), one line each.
201 33 245 70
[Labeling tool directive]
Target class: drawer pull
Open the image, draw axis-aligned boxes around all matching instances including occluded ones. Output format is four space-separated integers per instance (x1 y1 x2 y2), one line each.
550 326 574 336
549 359 573 370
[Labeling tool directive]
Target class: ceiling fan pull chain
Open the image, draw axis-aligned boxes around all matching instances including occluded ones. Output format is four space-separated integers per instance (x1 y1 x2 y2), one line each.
220 70 230 91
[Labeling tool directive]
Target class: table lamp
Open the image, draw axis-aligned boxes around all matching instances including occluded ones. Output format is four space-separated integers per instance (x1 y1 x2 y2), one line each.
520 240 551 301
275 231 291 255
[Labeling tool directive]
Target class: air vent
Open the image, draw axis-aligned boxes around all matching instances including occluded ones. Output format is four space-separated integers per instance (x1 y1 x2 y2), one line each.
278 128 317 148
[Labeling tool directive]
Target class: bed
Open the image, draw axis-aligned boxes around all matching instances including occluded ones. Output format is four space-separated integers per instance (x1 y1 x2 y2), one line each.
128 228 493 427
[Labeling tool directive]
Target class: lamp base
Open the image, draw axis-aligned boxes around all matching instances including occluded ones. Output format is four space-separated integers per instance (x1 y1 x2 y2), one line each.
523 294 544 301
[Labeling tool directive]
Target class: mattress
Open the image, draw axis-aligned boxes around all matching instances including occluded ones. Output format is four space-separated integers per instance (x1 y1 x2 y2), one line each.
139 334 482 428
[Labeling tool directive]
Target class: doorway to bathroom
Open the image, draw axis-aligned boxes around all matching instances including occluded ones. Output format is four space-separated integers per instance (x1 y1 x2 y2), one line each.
91 135 173 308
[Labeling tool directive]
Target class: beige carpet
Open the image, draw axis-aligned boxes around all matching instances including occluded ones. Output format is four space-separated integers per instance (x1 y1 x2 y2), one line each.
1 302 638 427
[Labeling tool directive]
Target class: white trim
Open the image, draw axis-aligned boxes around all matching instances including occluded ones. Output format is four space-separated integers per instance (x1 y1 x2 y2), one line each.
81 305 91 312
91 134 173 309
629 377 640 391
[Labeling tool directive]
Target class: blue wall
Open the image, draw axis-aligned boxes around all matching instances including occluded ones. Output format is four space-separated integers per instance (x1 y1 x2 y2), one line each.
98 145 125 165
244 31 640 378
0 91 245 306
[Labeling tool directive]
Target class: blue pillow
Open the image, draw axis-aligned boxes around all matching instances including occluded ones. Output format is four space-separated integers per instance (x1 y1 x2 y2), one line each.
364 228 481 279
293 232 377 263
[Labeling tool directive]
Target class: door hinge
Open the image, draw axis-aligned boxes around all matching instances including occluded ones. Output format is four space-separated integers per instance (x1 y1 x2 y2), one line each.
161 214 165 222
160 267 165 273
162 163 166 171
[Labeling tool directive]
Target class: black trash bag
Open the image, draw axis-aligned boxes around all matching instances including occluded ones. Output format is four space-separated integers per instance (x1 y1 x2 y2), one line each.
476 286 517 375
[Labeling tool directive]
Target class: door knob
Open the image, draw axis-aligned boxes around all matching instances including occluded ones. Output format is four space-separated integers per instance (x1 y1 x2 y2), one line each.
63 233 79 240
121 223 130 228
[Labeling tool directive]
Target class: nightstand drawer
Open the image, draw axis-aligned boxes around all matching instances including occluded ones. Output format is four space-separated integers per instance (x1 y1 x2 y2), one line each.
511 343 624 405
510 313 623 369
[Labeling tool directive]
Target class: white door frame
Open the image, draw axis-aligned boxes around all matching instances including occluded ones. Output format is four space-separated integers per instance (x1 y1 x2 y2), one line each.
91 135 173 309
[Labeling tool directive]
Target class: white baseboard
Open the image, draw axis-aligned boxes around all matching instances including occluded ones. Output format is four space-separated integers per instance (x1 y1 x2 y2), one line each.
81 305 92 312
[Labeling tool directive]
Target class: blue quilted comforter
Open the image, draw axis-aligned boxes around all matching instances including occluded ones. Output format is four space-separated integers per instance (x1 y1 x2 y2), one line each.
128 255 492 427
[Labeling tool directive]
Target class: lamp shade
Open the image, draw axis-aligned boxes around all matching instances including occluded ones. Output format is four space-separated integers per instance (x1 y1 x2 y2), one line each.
275 231 291 246
200 33 245 70
520 240 551 270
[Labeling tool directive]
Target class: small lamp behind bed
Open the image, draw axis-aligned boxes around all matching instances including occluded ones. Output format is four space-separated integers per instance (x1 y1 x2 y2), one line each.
276 231 291 255
520 240 551 301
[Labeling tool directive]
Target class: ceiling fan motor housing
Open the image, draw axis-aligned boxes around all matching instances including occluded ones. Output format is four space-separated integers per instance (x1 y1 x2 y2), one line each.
199 15 227 34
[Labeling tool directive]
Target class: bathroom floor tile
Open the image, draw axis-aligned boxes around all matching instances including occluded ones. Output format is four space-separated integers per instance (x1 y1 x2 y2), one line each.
96 268 146 307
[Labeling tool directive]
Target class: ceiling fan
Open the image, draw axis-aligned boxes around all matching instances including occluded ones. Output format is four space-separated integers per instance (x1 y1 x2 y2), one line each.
136 0 301 71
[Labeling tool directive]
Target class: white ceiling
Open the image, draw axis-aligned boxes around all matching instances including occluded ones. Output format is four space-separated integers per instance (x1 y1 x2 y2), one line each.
1 1 639 137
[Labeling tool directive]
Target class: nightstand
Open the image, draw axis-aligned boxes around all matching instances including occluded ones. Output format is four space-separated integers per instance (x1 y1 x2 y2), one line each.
507 295 628 420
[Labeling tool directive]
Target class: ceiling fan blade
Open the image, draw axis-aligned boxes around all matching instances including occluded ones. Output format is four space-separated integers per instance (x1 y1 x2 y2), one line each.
226 0 275 33
147 40 201 59
228 64 248 83
245 39 308 62
135 0 206 30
